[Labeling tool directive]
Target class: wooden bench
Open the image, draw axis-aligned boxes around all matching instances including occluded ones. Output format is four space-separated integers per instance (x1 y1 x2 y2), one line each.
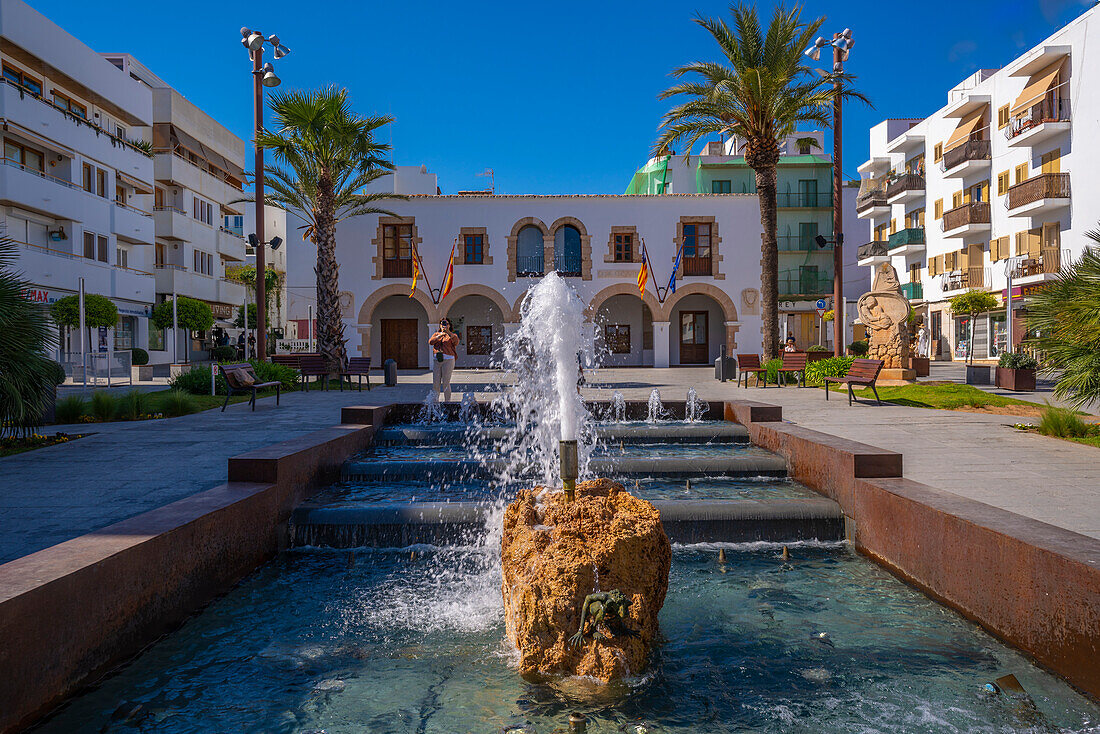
824 358 885 405
298 355 331 391
736 354 768 388
777 352 808 387
338 357 372 391
217 362 281 412
271 353 320 370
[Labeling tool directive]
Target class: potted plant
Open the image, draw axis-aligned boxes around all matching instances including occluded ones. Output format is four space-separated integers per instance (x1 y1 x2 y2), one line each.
996 352 1038 391
806 344 831 362
948 290 1000 384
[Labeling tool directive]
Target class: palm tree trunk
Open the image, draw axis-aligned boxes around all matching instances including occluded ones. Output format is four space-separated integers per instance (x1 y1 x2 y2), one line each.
755 166 780 360
314 175 347 373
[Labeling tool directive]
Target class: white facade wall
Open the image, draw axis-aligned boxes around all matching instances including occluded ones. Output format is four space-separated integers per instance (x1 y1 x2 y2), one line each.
858 6 1098 361
322 194 764 369
0 0 155 357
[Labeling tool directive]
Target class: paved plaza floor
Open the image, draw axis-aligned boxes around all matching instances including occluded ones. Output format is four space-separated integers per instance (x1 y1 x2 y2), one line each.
2 365 1097 565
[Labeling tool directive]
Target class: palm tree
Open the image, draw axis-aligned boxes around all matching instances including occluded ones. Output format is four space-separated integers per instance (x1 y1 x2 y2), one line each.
1026 229 1100 409
254 87 405 372
654 3 867 358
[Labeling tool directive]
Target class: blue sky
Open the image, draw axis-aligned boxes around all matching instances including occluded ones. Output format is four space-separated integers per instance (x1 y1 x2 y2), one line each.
34 0 1093 194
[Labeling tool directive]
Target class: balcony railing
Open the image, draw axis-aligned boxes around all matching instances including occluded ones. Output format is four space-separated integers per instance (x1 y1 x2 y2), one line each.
855 190 887 213
885 172 925 199
16 239 152 276
941 201 990 231
1006 172 1070 210
553 253 582 277
681 257 712 276
154 205 186 215
1006 98 1070 140
779 272 833 296
941 139 990 172
382 257 413 278
156 147 245 191
115 200 152 217
1011 249 1067 278
888 227 925 249
900 282 923 300
777 191 832 208
778 234 832 252
2 156 79 190
941 272 971 292
857 241 888 260
516 254 544 277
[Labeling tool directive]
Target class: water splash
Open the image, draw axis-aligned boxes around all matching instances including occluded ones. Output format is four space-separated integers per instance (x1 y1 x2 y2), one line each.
491 273 595 486
417 391 446 423
610 391 626 423
685 387 710 423
458 392 479 424
646 389 669 423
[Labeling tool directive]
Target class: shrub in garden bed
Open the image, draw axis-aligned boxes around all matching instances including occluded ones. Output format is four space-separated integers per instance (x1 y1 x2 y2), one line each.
118 390 152 421
163 390 198 417
55 395 87 424
763 358 799 385
847 340 869 356
805 356 854 385
89 391 116 421
170 361 299 396
998 352 1039 370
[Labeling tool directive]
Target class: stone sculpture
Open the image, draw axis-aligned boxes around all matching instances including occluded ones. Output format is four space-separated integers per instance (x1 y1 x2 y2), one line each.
857 263 913 371
501 478 670 682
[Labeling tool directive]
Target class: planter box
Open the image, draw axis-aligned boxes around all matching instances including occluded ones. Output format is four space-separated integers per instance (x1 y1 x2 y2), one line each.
806 351 832 363
910 357 930 377
995 367 1036 392
135 365 154 382
965 364 991 385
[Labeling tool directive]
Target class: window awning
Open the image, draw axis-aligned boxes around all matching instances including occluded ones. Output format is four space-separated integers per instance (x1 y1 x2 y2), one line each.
1011 61 1061 115
944 107 986 152
117 171 153 194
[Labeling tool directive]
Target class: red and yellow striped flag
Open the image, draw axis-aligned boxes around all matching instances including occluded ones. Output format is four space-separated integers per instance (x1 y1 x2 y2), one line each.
409 256 420 297
439 242 456 301
637 252 649 296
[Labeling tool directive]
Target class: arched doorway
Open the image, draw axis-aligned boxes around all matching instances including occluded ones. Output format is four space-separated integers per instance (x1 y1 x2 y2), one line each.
595 294 654 366
371 294 430 369
516 225 544 277
665 285 737 366
445 294 506 368
554 225 582 276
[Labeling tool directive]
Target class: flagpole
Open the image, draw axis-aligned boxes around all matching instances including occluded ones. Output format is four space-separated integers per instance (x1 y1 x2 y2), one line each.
410 243 437 301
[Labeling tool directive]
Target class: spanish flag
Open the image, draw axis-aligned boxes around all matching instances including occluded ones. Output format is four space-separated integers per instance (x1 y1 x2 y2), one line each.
637 251 649 296
439 242 456 301
409 256 419 297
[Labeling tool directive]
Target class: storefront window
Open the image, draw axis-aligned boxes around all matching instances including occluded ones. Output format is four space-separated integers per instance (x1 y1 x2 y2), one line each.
148 323 164 351
989 313 1007 358
954 316 971 361
114 316 134 350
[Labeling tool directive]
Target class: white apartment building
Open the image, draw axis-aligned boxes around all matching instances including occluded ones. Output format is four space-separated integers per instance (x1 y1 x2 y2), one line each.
225 203 289 336
856 5 1097 362
0 0 156 357
107 54 248 364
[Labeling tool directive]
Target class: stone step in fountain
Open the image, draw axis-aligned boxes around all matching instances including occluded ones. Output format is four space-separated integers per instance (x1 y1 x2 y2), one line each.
289 497 844 548
372 423 750 446
340 455 788 482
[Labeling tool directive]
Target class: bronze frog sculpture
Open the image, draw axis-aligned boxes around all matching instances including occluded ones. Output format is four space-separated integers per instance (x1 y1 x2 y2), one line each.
568 589 638 648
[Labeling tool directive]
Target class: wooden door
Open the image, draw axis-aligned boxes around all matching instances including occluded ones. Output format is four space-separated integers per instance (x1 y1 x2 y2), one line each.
679 311 709 364
380 318 419 369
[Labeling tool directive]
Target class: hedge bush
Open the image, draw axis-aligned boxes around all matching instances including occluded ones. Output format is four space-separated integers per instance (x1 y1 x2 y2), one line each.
55 395 86 424
848 340 869 356
89 391 116 421
47 361 66 386
130 347 149 366
170 360 299 395
211 345 237 362
998 352 1038 370
807 344 829 352
806 356 855 386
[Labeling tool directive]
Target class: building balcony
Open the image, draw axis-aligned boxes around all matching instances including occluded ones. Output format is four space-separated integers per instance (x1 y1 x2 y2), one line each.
216 227 247 262
778 235 832 252
941 268 986 292
885 173 925 204
0 77 152 184
900 282 923 301
777 192 831 208
1006 172 1070 216
111 201 154 244
516 254 544 278
887 227 926 255
154 265 243 305
885 130 924 155
153 151 244 214
381 257 413 278
681 257 712 277
855 191 889 218
1005 99 1071 147
941 201 991 237
856 241 889 267
1010 249 1069 282
0 157 89 221
553 253 582 277
778 272 833 296
941 139 991 178
15 239 153 305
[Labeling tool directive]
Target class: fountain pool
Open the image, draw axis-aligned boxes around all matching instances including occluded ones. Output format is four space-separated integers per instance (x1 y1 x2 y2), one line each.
36 542 1100 733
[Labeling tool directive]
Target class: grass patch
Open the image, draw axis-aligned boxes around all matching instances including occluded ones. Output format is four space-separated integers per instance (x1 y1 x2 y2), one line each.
847 382 1042 411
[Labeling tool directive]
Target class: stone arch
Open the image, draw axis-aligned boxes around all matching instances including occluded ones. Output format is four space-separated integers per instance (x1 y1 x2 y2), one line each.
357 283 439 325
662 282 738 323
510 289 531 322
439 284 515 323
548 216 593 280
585 282 664 323
507 217 550 282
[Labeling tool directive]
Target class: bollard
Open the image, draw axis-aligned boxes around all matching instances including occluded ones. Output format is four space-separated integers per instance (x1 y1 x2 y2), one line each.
383 358 398 387
568 712 587 733
560 439 578 502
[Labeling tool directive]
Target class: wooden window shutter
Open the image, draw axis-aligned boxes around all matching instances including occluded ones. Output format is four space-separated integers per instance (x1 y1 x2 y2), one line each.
918 209 925 227
929 256 937 276
937 254 945 273
959 248 969 271
890 218 897 234
952 191 963 208
990 238 999 262
1028 228 1041 258
934 199 943 219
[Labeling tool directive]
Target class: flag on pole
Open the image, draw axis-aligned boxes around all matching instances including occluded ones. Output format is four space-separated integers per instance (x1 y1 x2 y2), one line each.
637 249 649 296
667 244 684 294
439 241 456 301
409 256 419 297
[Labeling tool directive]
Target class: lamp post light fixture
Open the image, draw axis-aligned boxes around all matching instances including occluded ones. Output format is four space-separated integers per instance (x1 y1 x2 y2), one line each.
805 29 854 357
239 26 290 361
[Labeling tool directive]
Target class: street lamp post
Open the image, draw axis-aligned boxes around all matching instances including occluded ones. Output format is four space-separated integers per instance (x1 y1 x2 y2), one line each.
240 27 289 362
806 29 854 357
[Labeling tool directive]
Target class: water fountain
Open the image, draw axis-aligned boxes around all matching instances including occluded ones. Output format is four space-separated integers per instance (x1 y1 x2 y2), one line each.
458 391 479 424
646 388 669 423
685 386 710 423
609 391 627 423
416 390 446 423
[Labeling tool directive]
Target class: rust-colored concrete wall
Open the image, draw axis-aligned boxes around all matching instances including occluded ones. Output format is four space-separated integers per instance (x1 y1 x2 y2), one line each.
0 422 376 734
725 399 1100 700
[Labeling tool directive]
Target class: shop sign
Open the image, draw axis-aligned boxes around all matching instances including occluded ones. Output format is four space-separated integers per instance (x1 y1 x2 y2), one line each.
22 287 51 303
209 303 234 319
1001 283 1048 299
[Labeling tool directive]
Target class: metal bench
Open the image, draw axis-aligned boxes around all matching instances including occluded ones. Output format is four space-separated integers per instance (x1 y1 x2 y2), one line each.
777 352 808 387
824 358 885 405
338 357 372 391
736 354 768 388
217 362 282 412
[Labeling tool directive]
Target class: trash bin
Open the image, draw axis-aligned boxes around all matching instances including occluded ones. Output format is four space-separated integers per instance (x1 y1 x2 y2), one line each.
383 358 398 387
714 345 737 381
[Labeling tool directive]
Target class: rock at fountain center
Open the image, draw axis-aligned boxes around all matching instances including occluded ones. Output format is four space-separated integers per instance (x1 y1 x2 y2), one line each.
501 478 671 682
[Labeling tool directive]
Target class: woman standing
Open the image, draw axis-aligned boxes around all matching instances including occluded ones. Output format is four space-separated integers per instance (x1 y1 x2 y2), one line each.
429 318 460 402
